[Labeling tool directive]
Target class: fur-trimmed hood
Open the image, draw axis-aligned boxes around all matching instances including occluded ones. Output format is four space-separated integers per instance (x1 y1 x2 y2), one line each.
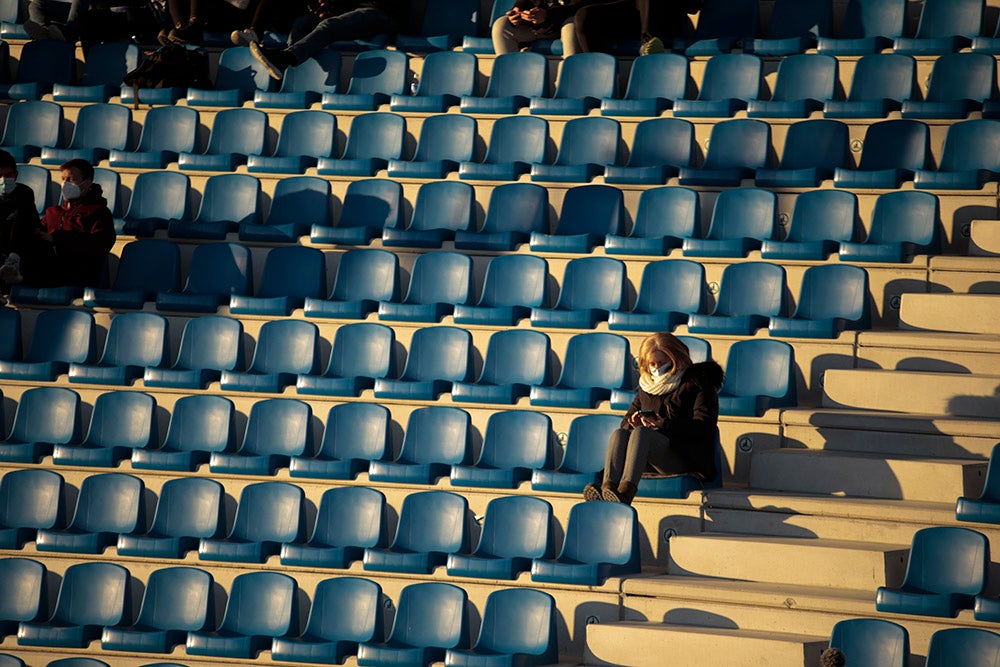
681 360 725 391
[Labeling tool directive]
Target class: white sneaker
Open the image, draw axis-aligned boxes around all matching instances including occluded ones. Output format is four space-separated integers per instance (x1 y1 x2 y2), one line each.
231 28 259 45
1 253 22 284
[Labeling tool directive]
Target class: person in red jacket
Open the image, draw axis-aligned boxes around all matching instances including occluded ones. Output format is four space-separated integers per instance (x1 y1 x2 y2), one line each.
34 158 115 288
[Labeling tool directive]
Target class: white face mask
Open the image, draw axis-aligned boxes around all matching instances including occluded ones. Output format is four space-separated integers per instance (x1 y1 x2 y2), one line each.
649 361 673 379
0 178 15 196
62 181 82 201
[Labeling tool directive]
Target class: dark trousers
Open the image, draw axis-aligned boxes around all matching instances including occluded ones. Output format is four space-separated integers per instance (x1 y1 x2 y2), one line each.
605 426 692 487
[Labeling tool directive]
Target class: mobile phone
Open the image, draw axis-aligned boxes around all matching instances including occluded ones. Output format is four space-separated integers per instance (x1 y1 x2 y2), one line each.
637 409 655 416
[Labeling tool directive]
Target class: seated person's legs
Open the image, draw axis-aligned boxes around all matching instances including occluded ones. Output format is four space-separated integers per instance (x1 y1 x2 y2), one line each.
25 0 85 41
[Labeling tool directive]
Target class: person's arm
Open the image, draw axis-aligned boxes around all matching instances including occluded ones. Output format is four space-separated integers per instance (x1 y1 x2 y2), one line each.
52 207 115 257
620 391 643 430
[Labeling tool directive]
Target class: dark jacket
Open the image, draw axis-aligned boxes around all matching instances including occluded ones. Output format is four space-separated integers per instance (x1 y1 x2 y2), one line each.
0 183 40 255
621 360 724 479
511 0 603 37
39 183 115 287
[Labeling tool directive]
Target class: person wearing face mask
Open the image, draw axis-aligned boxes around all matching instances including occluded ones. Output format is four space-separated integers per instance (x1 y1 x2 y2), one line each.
35 158 114 288
583 331 723 505
0 149 41 289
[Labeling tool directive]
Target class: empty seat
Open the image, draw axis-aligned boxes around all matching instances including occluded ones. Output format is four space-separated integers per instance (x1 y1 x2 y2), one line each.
254 48 340 109
688 262 787 335
85 240 181 309
186 571 298 658
52 42 139 103
604 117 695 185
209 398 313 475
446 588 558 667
143 315 245 389
35 472 144 554
114 171 192 237
0 558 46 639
0 386 81 463
678 118 771 186
0 469 64 549
530 333 632 409
451 329 552 405
0 309 95 382
531 256 626 329
747 54 838 118
312 177 403 246
296 322 395 397
131 395 235 472
529 183 624 253
40 103 130 165
973 11 1000 53
446 495 554 580
839 190 940 262
187 46 272 106
382 180 475 247
673 53 762 118
280 486 387 568
606 186 699 255
17 561 130 648
746 0 833 54
230 246 325 316
913 119 1000 190
460 51 548 114
454 182 548 250
304 249 399 319
198 481 306 563
609 259 705 331
925 628 1000 666
15 163 53 215
718 339 797 416
290 403 389 479
531 414 621 492
600 52 688 117
117 478 224 558
52 390 157 467
109 106 198 170
893 0 983 54
957 442 1000 524
828 618 909 667
682 187 777 257
0 100 62 161
240 175 330 242
453 254 548 326
755 119 850 188
396 0 480 51
0 40 74 100
531 501 641 585
68 313 168 386
246 110 336 175
368 406 473 484
530 52 617 116
388 114 476 180
673 0 759 55
321 49 407 110
377 251 472 323
390 50 476 112
903 53 996 119
458 115 548 182
823 54 917 118
876 526 988 617
769 264 870 338
761 189 858 260
178 108 267 172
168 172 261 240
363 491 470 574
834 119 930 189
451 410 555 488
374 326 472 401
817 0 905 55
270 577 384 664
155 242 253 313
0 308 18 361
316 112 405 177
530 116 620 183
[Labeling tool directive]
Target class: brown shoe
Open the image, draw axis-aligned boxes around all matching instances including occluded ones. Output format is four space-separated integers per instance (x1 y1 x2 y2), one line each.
602 486 623 503
582 483 603 502
617 482 638 505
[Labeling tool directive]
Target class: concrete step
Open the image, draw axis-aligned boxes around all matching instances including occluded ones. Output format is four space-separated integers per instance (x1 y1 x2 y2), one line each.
749 449 987 503
667 534 907 590
585 621 827 667
854 330 1000 379
822 368 1000 418
970 219 1000 256
899 293 1000 334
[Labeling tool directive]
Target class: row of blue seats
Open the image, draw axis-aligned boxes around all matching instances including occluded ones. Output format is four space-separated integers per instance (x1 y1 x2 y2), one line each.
0 556 561 663
0 470 642 583
829 618 1000 666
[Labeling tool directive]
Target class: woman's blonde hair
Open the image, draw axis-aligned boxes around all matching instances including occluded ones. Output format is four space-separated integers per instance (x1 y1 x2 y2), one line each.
637 332 692 382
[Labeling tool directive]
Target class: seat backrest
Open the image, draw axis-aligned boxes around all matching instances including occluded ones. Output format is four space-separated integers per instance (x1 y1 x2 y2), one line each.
476 329 551 387
706 187 777 241
220 571 297 637
411 114 476 163
475 588 557 661
560 501 639 565
847 54 916 102
196 173 261 225
793 264 869 323
633 259 704 315
693 0 759 40
401 251 472 306
147 477 224 539
341 112 405 160
416 50 477 97
0 307 18 361
553 52 617 99
82 390 157 450
136 105 198 153
24 309 95 365
560 413 622 473
555 257 626 312
125 171 190 222
410 0 479 42
205 108 267 156
337 178 404 232
925 628 1000 667
6 386 81 445
0 468 63 530
229 482 306 544
697 53 762 102
15 40 74 85
317 402 390 464
479 182 548 235
69 103 131 151
477 410 553 471
93 167 121 217
0 100 62 148
903 526 988 594
557 333 631 391
765 0 834 38
162 394 236 455
184 242 253 296
68 472 144 534
310 486 386 549
323 322 395 381
51 561 129 627
279 49 340 93
345 49 407 96
483 51 548 99
770 54 838 102
255 246 326 300
273 110 336 160
398 406 472 466
215 46 271 95
482 115 548 165
720 339 795 399
15 164 52 215
267 175 331 227
172 315 245 373
867 190 939 246
838 0 905 39
304 576 383 642
330 249 400 303
857 119 930 171
626 117 694 169
474 495 553 559
388 582 468 649
97 312 168 368
238 398 312 458
555 116 620 167
924 53 996 103
557 184 625 237
390 490 468 553
786 189 857 243
912 0 983 39
80 41 139 86
407 180 475 232
476 255 548 309
622 53 688 101
0 557 45 625
702 118 771 170
829 618 909 667
112 238 182 294
713 262 786 318
135 566 213 632
937 119 1000 172
400 326 473 384
777 118 850 171
630 186 699 239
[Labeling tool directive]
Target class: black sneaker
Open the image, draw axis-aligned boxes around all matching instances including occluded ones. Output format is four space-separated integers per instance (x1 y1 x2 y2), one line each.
250 40 294 80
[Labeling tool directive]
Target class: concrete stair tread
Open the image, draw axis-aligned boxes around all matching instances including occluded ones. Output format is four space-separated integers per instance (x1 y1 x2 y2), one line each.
670 532 908 552
822 368 1000 418
598 621 828 643
705 488 957 521
857 328 1000 351
782 407 1000 439
968 219 1000 255
898 294 1000 335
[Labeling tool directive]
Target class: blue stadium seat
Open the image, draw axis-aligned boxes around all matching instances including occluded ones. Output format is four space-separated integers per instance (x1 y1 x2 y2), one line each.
316 112 404 177
451 410 555 488
688 262 787 335
246 110 336 174
609 259 704 331
678 118 771 186
187 46 272 106
834 119 930 189
462 0 514 53
823 54 917 118
0 655 22 667
902 53 995 119
893 0 983 54
529 333 631 409
92 168 121 219
769 264 871 338
531 501 640 585
452 254 548 326
761 189 858 260
208 398 312 475
0 40 74 100
15 163 53 214
529 183 624 253
373 326 473 401
357 582 470 666
0 386 81 463
0 469 64 548
304 249 400 319
673 0 758 55
296 322 395 397
0 307 18 361
230 246 326 316
530 116 620 183
155 242 253 313
390 50 476 112
186 571 298 658
957 442 1000 524
458 115 548 182
0 100 62 161
109 106 198 170
839 190 940 262
17 561 130 648
913 120 1000 190
52 390 156 467
114 170 191 237
289 402 390 478
367 407 473 484
828 618 909 667
446 496 554 579
455 182 548 251
377 251 472 322
606 186 698 255
40 103 130 165
530 256 626 329
311 178 403 245
178 108 267 171
68 313 168 386
271 577 384 663
682 187 777 257
0 558 45 639
198 482 306 563
169 173 261 240
600 52 688 117
925 628 1000 665
396 0 478 51
876 526 987 617
451 329 552 404
363 491 470 574
321 49 407 110
531 413 620 492
241 175 330 242
817 0 905 55
0 0 23 38
446 588 559 667
131 395 235 472
143 316 245 388
382 180 475 247
280 486 387 568
253 49 340 108
717 339 797 416
604 117 695 185
973 12 1000 52
35 473 144 554
0 309 95 382
746 0 833 54
747 54 838 118
117 478 223 559
673 53 762 117
460 51 548 114
755 118 850 188
388 114 476 180
530 52 617 116
102 566 214 654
